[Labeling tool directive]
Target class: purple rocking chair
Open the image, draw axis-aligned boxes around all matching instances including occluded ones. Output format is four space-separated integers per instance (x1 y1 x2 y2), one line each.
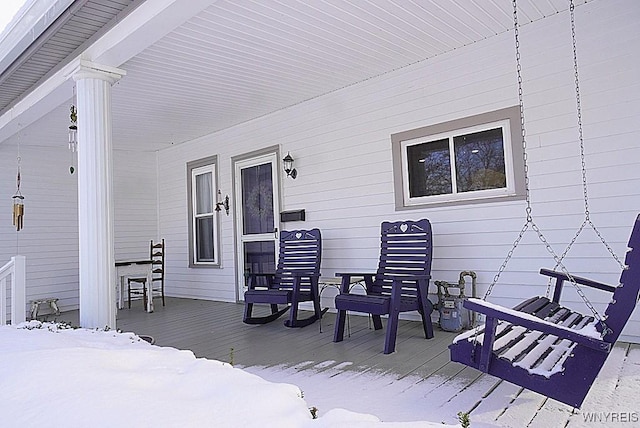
243 228 326 328
449 214 640 408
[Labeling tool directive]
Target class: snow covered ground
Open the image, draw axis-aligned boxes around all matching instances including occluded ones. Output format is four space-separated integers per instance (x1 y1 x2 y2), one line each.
0 322 458 427
1 322 638 427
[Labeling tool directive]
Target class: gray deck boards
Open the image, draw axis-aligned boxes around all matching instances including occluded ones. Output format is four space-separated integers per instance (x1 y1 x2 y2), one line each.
50 297 636 426
53 298 455 375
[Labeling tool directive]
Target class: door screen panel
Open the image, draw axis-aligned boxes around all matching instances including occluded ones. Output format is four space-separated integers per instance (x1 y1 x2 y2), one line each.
235 152 280 300
243 241 276 288
241 163 274 235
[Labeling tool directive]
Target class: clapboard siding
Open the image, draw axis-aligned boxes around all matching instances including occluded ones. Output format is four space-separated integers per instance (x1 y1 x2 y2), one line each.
0 126 158 315
156 0 640 340
1 1 634 338
112 150 159 261
0 141 79 316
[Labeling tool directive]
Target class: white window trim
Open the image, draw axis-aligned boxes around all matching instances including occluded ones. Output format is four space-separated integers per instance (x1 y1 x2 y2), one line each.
391 106 525 210
187 156 221 268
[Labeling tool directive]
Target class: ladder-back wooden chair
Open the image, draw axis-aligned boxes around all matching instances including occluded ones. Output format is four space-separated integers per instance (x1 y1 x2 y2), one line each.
243 228 325 328
333 219 435 354
128 239 165 310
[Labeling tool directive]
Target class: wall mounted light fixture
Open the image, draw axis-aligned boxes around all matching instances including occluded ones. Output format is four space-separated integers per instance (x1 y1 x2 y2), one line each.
283 152 297 179
215 190 230 215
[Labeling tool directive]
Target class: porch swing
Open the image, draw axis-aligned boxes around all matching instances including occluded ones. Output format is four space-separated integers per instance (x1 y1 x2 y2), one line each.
448 0 640 409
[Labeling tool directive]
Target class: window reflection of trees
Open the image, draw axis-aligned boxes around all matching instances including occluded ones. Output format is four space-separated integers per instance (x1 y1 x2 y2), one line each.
408 139 451 197
407 128 506 198
454 128 506 193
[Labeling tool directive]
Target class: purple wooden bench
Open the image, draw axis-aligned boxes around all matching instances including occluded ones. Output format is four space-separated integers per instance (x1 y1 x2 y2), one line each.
333 219 435 354
243 228 326 328
449 214 640 408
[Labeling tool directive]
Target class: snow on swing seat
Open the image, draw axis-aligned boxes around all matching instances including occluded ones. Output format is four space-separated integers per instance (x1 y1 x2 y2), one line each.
454 298 598 378
449 214 640 409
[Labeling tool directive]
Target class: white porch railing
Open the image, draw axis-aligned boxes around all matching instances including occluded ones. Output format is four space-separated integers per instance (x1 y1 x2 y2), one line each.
0 255 26 325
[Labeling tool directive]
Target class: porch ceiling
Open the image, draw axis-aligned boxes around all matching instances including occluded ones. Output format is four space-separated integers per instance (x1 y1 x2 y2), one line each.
0 0 141 115
2 0 587 151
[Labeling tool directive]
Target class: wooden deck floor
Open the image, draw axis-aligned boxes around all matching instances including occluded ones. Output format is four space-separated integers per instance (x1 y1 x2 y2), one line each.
57 297 461 379
53 298 638 427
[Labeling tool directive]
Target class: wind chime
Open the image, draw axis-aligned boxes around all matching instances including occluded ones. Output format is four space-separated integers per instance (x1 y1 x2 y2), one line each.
12 158 24 232
68 104 77 174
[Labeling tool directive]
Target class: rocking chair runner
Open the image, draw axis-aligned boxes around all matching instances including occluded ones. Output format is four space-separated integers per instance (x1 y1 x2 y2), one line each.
333 219 435 354
450 214 640 408
243 228 326 328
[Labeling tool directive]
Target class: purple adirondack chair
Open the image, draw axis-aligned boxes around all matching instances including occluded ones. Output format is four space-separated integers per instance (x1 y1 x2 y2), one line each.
449 214 640 408
333 219 435 354
243 228 326 328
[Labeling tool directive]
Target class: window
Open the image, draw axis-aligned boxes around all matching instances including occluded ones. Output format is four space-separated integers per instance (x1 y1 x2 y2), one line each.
187 156 220 267
392 107 525 208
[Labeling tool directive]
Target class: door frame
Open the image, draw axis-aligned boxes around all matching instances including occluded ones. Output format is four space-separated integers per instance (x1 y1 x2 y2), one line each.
231 145 283 302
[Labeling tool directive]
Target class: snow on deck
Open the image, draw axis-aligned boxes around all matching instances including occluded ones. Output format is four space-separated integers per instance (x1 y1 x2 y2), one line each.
50 298 638 427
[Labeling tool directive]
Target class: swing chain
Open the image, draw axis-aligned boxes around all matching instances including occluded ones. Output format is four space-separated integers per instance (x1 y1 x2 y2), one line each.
485 0 532 299
514 12 533 224
546 0 624 284
485 0 609 333
570 0 588 222
486 223 527 298
572 0 624 270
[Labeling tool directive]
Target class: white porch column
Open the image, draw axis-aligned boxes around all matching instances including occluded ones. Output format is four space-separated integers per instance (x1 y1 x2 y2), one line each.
72 61 125 329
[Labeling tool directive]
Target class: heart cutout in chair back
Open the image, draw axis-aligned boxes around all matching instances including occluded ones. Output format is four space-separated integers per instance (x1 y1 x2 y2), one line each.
296 232 302 239
400 223 408 233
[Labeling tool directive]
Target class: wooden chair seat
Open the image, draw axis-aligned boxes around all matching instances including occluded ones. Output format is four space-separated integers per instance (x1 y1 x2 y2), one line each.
335 294 391 315
245 289 313 305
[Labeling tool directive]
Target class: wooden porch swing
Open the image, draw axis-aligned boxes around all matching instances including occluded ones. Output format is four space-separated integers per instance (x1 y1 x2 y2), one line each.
449 0 640 409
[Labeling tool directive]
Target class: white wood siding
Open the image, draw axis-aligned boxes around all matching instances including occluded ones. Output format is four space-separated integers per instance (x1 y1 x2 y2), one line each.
157 0 640 341
0 126 158 314
113 150 159 261
0 142 78 316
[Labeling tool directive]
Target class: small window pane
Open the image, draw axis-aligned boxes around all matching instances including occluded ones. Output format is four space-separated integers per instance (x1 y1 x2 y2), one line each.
407 138 452 197
196 216 215 262
195 172 213 214
454 128 506 193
